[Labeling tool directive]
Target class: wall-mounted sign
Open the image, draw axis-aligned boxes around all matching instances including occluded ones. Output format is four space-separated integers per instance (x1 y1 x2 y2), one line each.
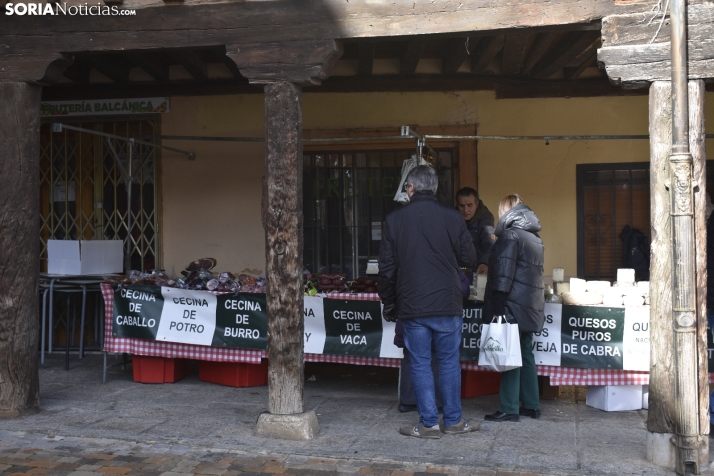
40 98 169 117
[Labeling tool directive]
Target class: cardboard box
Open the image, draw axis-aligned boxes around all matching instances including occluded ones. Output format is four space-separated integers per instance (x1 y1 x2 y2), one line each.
48 240 123 275
586 385 643 411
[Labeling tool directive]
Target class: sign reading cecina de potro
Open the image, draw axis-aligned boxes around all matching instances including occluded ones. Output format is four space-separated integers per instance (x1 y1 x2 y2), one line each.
40 98 169 117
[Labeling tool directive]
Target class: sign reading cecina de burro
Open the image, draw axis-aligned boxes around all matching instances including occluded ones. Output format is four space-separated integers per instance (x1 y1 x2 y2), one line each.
111 285 664 369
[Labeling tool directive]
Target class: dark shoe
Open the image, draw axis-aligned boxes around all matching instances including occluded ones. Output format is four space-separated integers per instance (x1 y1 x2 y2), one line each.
399 422 440 439
484 411 519 422
398 404 417 413
441 417 478 434
519 407 541 419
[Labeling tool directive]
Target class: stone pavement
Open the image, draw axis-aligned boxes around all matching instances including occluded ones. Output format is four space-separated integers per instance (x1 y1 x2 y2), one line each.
0 430 552 476
0 353 706 475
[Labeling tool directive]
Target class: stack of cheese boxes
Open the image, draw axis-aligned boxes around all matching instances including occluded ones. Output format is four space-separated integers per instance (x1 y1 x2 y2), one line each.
551 268 649 412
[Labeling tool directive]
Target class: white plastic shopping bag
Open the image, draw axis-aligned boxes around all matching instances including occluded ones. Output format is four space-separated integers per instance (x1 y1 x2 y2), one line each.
477 316 523 372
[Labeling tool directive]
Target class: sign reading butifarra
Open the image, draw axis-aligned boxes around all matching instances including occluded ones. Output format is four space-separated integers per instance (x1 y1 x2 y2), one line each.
111 285 663 369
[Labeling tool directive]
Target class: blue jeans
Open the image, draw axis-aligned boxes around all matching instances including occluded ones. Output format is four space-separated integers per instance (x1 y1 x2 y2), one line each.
402 316 463 427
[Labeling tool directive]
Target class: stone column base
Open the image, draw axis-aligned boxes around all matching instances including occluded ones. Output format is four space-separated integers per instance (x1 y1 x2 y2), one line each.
647 431 709 471
256 411 319 440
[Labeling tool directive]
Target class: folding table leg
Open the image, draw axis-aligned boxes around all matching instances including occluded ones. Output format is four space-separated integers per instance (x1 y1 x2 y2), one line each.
65 294 71 371
41 288 48 364
48 278 57 353
103 352 107 383
94 295 99 344
79 285 87 359
70 294 76 348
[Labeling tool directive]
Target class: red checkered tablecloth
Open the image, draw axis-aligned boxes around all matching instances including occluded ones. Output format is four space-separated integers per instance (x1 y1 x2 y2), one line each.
102 284 710 385
320 292 380 301
459 362 651 386
305 354 401 367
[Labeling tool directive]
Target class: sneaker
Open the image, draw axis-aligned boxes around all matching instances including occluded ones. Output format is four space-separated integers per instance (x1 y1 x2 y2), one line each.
398 404 417 413
442 417 478 434
399 422 440 439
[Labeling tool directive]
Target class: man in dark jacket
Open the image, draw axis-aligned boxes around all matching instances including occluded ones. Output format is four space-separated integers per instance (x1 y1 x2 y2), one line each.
379 165 477 439
456 187 496 276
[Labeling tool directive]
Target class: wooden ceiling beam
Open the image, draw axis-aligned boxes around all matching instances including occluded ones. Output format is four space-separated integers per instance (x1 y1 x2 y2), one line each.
1 0 658 39
400 38 427 75
501 34 528 76
565 53 597 80
170 49 208 81
521 32 558 76
598 3 714 87
531 31 600 79
471 35 505 74
41 75 652 101
0 0 660 83
62 60 91 84
123 52 170 82
442 37 471 75
227 40 342 85
358 42 375 76
84 54 131 83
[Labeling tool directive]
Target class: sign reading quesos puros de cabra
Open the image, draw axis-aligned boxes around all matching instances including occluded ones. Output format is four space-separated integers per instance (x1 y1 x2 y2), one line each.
460 302 649 370
40 98 169 117
113 286 653 369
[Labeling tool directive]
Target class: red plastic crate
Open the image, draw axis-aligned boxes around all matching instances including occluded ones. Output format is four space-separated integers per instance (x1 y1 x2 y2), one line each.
460 369 501 398
199 359 268 387
132 355 191 384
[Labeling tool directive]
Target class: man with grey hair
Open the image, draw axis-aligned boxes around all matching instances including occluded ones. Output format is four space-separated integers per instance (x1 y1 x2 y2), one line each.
379 165 478 438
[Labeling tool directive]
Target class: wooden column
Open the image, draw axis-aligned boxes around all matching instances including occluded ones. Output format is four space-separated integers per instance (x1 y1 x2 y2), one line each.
228 39 341 439
0 82 42 418
264 81 304 415
689 80 707 444
648 81 675 436
647 80 708 468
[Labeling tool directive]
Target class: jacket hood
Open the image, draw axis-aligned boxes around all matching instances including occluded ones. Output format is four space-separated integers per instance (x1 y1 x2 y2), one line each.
495 203 542 237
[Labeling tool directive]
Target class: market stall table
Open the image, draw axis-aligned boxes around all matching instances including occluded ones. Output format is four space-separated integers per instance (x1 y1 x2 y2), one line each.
100 284 682 386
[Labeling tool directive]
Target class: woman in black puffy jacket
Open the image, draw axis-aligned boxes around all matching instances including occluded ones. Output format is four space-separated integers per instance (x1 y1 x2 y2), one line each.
483 194 545 422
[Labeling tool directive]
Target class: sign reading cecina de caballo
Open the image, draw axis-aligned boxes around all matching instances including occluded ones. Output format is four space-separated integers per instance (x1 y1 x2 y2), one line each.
111 285 666 370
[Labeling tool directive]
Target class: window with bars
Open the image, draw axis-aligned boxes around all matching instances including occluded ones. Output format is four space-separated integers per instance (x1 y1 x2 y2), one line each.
303 148 455 280
576 163 650 281
39 119 160 272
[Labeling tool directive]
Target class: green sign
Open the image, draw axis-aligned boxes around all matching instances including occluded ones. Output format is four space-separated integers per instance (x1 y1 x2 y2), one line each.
112 285 164 339
213 294 268 349
322 299 383 357
560 305 625 369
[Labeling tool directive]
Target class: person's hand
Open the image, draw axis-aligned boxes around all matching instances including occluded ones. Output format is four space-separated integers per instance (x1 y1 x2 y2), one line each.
476 264 488 275
382 304 397 322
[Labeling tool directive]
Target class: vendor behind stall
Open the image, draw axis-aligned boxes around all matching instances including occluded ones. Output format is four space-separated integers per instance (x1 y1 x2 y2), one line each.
456 187 496 276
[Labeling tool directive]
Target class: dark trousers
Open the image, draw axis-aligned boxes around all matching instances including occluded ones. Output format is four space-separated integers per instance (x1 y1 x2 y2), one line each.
498 331 539 414
399 349 442 407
